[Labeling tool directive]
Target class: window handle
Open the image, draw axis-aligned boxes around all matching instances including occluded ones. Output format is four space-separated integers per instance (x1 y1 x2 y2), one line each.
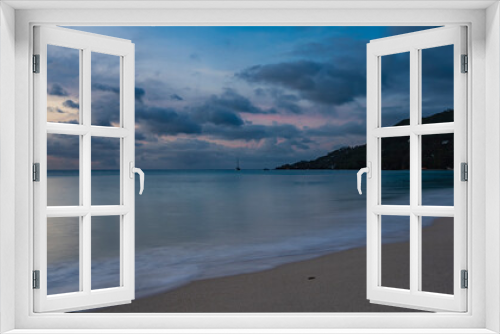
357 162 371 195
129 162 145 195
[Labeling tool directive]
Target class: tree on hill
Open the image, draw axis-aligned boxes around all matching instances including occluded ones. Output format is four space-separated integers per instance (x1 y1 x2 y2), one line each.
276 109 454 170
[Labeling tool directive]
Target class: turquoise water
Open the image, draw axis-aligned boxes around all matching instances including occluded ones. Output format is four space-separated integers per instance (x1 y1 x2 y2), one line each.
46 169 453 296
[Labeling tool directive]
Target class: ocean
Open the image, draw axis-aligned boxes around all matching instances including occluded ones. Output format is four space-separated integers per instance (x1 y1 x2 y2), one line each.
46 169 453 297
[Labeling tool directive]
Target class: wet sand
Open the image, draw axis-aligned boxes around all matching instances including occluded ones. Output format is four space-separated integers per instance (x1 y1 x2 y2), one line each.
91 218 453 313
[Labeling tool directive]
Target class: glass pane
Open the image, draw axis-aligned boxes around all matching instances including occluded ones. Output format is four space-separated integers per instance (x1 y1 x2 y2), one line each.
421 216 454 294
92 137 120 205
47 134 80 206
381 136 410 205
381 52 410 127
47 45 80 124
421 45 454 123
47 217 80 295
421 134 454 206
91 216 121 290
91 52 120 127
381 215 410 290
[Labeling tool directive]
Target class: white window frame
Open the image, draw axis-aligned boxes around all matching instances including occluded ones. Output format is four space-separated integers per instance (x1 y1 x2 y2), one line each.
33 26 136 313
0 1 499 333
366 26 468 312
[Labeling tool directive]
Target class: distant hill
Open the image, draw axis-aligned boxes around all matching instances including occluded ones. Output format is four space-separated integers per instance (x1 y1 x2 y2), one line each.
276 109 454 170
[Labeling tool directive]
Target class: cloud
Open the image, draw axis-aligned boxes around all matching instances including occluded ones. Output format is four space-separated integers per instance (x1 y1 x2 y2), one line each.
267 89 303 114
237 60 365 106
188 89 276 128
189 53 201 61
192 107 244 127
254 88 267 97
47 134 79 169
170 94 183 101
304 121 366 138
203 88 274 115
48 107 66 114
386 26 437 36
48 83 69 97
135 87 146 102
92 83 120 94
137 106 202 136
91 137 120 169
63 100 79 109
204 123 300 142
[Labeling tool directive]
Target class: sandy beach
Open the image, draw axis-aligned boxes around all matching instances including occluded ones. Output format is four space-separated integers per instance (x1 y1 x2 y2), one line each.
90 218 453 313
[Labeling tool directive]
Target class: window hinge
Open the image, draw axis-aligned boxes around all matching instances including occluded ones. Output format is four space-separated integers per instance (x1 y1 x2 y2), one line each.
461 162 468 181
33 54 40 73
461 270 468 289
33 270 40 289
461 54 468 73
33 163 40 182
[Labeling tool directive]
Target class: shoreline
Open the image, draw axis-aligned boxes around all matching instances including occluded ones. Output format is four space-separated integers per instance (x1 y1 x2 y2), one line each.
89 218 453 313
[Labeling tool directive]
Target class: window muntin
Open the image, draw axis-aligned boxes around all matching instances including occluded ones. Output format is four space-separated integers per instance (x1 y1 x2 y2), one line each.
33 26 136 313
366 26 467 312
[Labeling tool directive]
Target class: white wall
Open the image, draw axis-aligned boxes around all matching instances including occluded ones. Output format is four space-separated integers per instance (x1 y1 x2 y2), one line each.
0 2 16 333
485 2 500 332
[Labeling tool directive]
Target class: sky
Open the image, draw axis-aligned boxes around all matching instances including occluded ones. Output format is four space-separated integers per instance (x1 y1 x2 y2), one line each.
46 26 453 170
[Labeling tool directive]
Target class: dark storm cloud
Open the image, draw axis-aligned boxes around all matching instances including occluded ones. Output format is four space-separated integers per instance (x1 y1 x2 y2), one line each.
134 135 319 170
304 121 366 138
268 89 303 114
136 132 146 141
63 100 79 109
93 84 146 102
137 106 202 136
90 94 120 126
91 137 121 168
47 107 65 114
170 94 183 101
48 83 70 97
47 134 79 160
386 26 437 36
290 35 367 62
188 89 278 127
420 45 454 117
92 83 120 94
378 44 453 120
189 53 201 61
135 87 146 102
238 61 321 90
254 88 266 97
203 89 275 115
192 107 244 127
204 123 301 142
237 60 365 106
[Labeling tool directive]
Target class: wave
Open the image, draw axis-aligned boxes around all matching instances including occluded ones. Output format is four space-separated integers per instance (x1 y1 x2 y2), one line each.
46 186 452 299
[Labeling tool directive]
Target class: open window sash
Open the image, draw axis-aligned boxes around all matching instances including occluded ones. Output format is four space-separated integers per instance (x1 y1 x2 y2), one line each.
366 26 467 312
33 26 136 313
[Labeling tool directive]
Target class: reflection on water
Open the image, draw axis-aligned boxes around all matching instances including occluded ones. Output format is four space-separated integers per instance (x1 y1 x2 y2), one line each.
46 169 453 297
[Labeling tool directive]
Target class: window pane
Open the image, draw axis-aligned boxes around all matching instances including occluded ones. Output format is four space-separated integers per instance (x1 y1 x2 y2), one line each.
47 45 80 124
91 137 120 205
421 134 454 206
381 52 410 127
47 217 80 295
91 52 120 127
381 215 410 290
47 134 80 206
91 216 121 290
421 45 454 123
381 136 410 205
421 216 454 294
